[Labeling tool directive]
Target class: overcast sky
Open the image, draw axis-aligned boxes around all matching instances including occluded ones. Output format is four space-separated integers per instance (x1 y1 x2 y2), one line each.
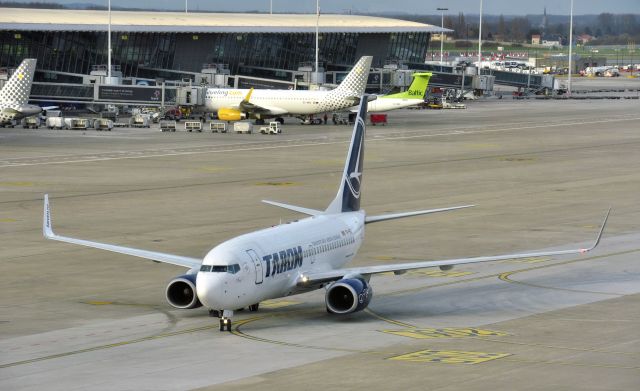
7 0 640 15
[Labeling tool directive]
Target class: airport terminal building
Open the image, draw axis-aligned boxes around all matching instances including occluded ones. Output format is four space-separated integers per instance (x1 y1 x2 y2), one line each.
0 8 446 81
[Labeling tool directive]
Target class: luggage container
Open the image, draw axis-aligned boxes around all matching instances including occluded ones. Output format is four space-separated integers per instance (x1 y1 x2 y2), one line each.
210 122 227 133
185 121 203 132
22 117 41 129
46 117 64 129
130 114 150 128
369 114 387 126
93 118 113 131
233 121 253 134
63 118 91 130
160 120 177 132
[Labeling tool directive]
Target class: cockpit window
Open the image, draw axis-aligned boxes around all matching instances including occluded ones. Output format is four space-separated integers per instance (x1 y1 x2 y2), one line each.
201 264 241 273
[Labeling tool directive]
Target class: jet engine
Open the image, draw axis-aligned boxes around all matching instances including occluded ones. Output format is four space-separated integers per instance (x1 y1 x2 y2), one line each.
217 108 246 121
325 277 372 314
165 274 202 309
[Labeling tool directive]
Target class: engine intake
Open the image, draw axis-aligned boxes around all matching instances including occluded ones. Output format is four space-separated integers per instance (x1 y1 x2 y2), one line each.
325 278 373 314
165 274 202 309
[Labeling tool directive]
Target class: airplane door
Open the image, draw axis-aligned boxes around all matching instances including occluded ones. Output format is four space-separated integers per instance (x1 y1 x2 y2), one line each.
246 249 263 284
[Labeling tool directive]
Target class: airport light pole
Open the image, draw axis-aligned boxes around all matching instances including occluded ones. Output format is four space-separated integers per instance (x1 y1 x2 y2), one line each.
567 0 573 95
477 0 483 68
107 0 111 83
185 0 188 14
315 0 320 85
437 7 448 64
270 0 273 14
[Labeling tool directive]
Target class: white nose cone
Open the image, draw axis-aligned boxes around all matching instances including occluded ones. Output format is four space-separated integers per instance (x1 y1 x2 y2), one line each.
196 273 221 309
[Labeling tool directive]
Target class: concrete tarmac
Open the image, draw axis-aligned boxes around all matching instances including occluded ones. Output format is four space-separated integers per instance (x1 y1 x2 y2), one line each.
1 98 639 390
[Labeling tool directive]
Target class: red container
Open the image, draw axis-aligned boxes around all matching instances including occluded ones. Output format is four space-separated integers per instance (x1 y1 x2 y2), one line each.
369 114 387 126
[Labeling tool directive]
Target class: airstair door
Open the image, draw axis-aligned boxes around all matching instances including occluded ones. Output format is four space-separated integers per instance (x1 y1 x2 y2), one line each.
246 249 263 284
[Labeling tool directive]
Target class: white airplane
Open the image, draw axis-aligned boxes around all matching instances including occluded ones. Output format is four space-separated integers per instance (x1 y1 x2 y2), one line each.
43 97 609 332
0 59 43 127
205 56 373 123
348 72 431 113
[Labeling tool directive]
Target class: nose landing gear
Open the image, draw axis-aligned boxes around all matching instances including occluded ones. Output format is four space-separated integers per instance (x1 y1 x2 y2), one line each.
217 309 234 332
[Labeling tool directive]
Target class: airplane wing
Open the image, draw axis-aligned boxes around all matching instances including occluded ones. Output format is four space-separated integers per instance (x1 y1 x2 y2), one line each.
43 195 201 269
238 88 287 115
297 209 610 287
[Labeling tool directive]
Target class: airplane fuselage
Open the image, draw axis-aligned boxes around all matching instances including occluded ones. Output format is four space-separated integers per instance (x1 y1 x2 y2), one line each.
196 211 365 310
349 97 424 113
205 88 358 116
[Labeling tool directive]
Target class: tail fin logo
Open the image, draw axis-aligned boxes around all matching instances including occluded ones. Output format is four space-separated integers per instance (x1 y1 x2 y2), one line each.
344 116 365 199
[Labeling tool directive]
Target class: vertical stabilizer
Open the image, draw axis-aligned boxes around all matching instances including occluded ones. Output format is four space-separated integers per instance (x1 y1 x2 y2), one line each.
325 96 369 214
382 72 432 99
318 56 372 113
333 56 372 96
0 59 36 105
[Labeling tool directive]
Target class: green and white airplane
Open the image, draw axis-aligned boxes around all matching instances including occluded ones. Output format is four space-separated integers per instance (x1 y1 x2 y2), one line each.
349 72 432 112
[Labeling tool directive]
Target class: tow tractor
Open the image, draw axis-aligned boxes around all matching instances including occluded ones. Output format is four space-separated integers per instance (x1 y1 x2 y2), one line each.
259 121 281 135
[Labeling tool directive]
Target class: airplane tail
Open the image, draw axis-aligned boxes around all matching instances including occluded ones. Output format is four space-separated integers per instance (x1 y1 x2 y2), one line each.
333 56 373 97
383 72 432 100
0 59 37 105
325 96 368 214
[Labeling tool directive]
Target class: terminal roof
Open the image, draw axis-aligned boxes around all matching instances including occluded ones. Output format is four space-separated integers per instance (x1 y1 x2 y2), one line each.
0 8 451 34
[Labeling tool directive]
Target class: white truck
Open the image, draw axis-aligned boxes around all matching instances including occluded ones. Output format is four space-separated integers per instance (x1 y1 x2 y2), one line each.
259 121 281 135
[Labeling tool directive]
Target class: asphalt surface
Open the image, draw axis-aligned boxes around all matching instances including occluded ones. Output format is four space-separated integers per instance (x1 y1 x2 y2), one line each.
1 95 639 390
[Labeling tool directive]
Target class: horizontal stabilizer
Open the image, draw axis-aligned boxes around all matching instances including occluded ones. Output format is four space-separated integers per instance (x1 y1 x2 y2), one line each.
365 204 475 224
262 200 323 216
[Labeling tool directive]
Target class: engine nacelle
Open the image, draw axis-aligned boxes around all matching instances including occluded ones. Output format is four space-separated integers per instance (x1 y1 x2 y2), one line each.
325 278 373 314
217 108 246 121
165 274 202 309
439 265 454 271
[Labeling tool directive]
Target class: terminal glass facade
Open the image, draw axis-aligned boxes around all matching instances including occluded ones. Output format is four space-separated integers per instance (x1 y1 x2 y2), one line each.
0 30 430 79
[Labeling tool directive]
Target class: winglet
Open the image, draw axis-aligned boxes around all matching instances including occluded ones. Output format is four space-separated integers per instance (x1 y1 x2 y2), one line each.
582 207 611 252
243 88 254 103
43 194 54 238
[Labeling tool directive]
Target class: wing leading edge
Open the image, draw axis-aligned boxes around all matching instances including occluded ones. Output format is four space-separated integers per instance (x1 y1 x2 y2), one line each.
297 209 611 287
43 195 201 269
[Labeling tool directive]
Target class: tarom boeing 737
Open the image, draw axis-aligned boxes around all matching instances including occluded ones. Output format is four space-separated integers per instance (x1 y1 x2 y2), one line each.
204 56 372 124
43 96 609 331
347 72 432 112
0 59 42 127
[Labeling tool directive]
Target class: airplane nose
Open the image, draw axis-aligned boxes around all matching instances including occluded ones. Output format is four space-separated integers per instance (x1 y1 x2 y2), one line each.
196 273 221 309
